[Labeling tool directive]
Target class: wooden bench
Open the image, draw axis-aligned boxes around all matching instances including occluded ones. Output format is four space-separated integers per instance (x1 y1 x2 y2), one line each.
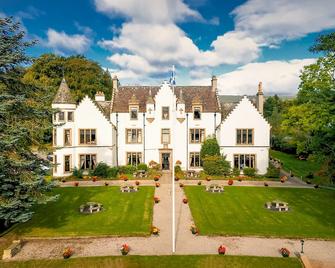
300 255 313 268
2 240 22 260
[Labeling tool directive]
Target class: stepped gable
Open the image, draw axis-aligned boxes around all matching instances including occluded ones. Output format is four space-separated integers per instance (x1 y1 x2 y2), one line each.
94 100 111 119
52 78 76 104
112 85 220 113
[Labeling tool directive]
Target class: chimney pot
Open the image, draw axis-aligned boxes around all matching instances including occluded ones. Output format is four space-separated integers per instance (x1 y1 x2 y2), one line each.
211 75 217 92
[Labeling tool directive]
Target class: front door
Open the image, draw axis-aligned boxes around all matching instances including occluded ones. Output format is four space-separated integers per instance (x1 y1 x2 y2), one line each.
161 153 170 170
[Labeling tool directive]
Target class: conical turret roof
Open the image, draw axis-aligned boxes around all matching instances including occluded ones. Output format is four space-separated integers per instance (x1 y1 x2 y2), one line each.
52 78 76 104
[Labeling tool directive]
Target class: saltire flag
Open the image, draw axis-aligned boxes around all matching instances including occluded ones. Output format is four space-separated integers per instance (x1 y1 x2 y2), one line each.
169 65 176 85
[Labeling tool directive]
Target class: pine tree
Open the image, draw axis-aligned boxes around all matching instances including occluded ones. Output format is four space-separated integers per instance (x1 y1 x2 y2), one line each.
0 17 57 227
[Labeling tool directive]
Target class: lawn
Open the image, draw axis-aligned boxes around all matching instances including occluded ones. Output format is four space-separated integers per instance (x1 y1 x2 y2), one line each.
0 255 302 268
270 150 328 184
13 186 154 237
185 186 335 239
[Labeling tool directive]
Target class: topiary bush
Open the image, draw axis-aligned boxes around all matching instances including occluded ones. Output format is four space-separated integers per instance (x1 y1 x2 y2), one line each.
243 167 256 177
174 165 182 173
203 155 231 176
118 165 137 174
266 163 280 178
200 137 220 159
137 163 148 171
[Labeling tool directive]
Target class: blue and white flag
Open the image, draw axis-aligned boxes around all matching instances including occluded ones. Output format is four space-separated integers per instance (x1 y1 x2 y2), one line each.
169 65 176 85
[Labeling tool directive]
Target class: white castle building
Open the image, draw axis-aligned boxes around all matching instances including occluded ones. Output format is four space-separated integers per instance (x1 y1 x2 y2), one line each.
52 75 270 177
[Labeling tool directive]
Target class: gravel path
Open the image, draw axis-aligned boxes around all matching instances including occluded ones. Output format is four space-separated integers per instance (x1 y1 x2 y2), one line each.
10 174 334 267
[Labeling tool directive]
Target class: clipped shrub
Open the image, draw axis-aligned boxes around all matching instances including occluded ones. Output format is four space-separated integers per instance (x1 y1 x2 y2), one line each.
266 163 280 178
200 137 220 159
203 155 231 176
232 167 240 177
118 165 137 174
174 165 182 173
243 167 256 177
137 163 148 171
72 167 83 179
93 162 111 178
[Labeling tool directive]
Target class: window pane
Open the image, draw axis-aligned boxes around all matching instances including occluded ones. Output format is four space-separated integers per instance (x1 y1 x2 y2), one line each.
85 129 91 144
138 130 142 143
240 154 245 169
194 107 201 119
59 112 64 121
190 153 195 167
200 129 205 142
245 155 250 167
242 129 247 144
91 130 96 144
131 129 137 142
91 155 96 169
65 156 70 172
234 155 239 168
86 155 91 169
131 108 138 119
250 155 255 168
127 153 131 165
236 129 241 144
162 107 169 120
68 112 73 121
80 155 85 169
80 130 85 144
248 129 253 144
127 130 132 143
195 129 200 142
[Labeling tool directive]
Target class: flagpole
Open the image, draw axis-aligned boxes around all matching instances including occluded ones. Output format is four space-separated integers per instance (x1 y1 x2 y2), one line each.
171 65 176 254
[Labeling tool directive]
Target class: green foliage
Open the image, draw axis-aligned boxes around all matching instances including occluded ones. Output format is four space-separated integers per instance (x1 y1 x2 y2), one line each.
243 167 256 177
118 165 136 174
200 137 220 159
232 167 240 177
174 165 182 173
137 163 148 171
309 32 335 54
22 53 113 103
0 17 56 226
109 167 119 178
92 162 118 178
72 167 83 179
266 163 280 178
202 155 231 176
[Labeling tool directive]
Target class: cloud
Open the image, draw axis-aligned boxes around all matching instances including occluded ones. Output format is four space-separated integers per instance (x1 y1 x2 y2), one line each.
94 0 203 24
194 58 316 95
45 29 91 54
208 16 220 26
232 0 335 46
74 22 93 35
16 6 45 20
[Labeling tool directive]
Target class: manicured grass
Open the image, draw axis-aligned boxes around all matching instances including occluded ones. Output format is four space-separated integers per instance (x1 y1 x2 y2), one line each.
0 255 302 268
270 150 328 184
185 186 335 239
13 186 154 237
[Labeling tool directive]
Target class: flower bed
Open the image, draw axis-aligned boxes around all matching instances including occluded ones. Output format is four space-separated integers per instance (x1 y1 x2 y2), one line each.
218 245 226 255
152 226 160 235
63 247 74 259
120 243 130 255
280 247 290 257
190 224 199 235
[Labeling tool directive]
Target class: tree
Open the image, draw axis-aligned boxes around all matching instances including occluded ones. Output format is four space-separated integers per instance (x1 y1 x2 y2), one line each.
200 137 220 159
310 32 335 54
23 54 113 103
0 17 56 227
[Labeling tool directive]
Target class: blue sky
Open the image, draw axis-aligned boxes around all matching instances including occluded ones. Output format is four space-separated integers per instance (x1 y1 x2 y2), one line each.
1 0 335 95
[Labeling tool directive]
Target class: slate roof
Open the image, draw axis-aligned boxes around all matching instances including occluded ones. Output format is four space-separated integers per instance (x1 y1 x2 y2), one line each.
218 95 257 119
111 86 220 113
52 78 76 104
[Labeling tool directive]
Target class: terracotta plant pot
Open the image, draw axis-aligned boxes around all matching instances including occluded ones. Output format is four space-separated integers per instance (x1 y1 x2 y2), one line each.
155 182 160 188
218 245 226 255
74 182 79 187
228 179 233 185
179 183 184 188
183 198 188 204
154 197 160 203
135 181 140 186
105 182 109 186
197 181 202 185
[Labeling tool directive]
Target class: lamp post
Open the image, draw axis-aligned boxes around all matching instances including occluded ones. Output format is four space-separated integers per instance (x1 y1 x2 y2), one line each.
300 239 305 254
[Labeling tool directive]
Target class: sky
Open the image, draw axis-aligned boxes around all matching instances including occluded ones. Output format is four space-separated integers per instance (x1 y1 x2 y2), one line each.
1 0 335 96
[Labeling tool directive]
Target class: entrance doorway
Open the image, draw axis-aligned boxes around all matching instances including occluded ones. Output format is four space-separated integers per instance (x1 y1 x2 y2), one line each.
161 153 170 170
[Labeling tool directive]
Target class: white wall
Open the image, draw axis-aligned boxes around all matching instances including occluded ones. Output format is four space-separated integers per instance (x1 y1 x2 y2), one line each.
218 96 270 174
53 96 114 177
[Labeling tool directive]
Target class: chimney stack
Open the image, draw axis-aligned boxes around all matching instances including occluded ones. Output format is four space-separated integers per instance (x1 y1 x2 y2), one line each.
95 91 105 102
256 81 264 114
211 75 217 92
112 75 119 92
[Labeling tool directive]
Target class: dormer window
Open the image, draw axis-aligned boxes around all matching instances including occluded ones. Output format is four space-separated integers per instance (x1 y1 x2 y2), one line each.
193 106 201 120
130 107 138 120
162 106 169 120
58 112 65 121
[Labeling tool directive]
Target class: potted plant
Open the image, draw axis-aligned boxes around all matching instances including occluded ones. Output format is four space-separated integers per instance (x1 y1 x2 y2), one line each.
152 226 160 235
154 175 160 181
92 176 98 182
280 176 287 183
183 198 188 204
175 177 180 181
63 247 74 259
228 179 233 185
120 244 130 255
175 160 182 165
105 182 109 186
206 177 211 181
280 247 290 257
264 182 269 187
83 175 89 180
74 182 79 187
197 181 202 185
179 183 184 188
61 178 66 183
155 182 160 188
154 196 160 203
190 225 199 235
120 174 128 181
135 180 140 186
218 245 226 255
314 184 319 189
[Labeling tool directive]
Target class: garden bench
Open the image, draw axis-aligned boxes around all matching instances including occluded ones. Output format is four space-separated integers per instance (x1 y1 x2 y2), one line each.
2 240 22 260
